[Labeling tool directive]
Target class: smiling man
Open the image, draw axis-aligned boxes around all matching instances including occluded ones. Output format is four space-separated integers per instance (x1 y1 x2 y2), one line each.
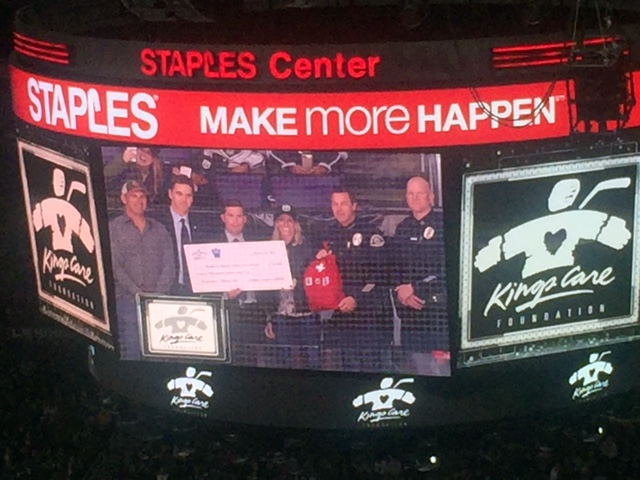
319 187 389 371
392 175 447 352
109 180 175 359
205 199 268 358
207 199 263 301
320 187 387 314
394 176 438 310
156 175 209 295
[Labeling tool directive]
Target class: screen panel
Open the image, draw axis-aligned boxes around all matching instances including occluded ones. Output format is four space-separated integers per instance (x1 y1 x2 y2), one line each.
459 155 640 367
138 294 229 361
18 140 113 348
101 145 451 376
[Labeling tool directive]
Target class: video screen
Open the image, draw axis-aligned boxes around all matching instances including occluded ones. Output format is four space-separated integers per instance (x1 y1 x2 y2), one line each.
459 155 640 367
101 146 450 376
18 140 112 348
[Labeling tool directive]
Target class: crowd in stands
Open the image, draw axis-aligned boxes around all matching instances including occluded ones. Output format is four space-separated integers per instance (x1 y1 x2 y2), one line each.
2 327 640 480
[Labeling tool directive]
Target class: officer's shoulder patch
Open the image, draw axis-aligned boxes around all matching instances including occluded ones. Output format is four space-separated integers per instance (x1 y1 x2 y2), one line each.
370 234 385 247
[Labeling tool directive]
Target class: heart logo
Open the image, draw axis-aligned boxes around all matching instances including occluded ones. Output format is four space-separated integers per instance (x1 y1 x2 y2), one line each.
57 214 66 238
186 383 193 392
544 229 567 255
589 368 596 378
177 320 186 330
380 395 389 404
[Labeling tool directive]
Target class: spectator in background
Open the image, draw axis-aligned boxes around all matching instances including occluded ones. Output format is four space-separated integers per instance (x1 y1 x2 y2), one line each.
268 150 347 176
202 149 267 174
104 146 165 204
190 149 269 207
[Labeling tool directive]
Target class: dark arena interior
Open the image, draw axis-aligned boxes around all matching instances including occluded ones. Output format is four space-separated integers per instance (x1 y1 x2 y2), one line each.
4 0 640 478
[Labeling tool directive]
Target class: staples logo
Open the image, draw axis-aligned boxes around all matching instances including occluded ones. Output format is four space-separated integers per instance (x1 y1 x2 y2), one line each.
26 77 158 140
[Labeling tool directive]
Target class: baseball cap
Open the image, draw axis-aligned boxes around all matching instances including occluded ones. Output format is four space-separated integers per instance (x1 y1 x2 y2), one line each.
121 180 147 196
275 204 298 221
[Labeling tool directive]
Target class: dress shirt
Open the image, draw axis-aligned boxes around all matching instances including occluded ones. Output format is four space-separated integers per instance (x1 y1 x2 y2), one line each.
170 208 191 284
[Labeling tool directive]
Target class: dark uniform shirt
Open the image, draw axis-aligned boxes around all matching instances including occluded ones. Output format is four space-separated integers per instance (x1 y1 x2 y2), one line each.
321 217 388 305
393 209 446 303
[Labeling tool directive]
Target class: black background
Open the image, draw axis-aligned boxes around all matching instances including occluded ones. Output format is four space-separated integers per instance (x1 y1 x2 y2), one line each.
470 162 637 340
22 148 107 327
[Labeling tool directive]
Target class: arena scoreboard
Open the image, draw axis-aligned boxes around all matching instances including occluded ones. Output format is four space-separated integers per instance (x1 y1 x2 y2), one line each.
11 0 640 428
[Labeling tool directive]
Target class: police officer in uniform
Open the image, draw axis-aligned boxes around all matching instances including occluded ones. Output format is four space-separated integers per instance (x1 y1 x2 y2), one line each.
318 187 389 371
393 176 447 352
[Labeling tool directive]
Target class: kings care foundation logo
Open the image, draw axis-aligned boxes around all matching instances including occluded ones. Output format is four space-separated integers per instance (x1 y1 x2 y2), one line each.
167 367 214 411
460 156 640 359
352 377 416 425
19 141 110 341
569 351 614 400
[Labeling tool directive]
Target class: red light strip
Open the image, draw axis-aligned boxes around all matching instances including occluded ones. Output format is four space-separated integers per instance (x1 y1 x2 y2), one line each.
13 46 70 65
493 36 621 54
14 39 69 58
494 58 571 68
13 32 69 65
13 32 67 50
493 41 571 54
492 37 625 69
493 51 566 61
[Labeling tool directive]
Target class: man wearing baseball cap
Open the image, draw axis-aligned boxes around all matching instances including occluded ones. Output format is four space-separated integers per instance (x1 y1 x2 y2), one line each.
109 180 175 360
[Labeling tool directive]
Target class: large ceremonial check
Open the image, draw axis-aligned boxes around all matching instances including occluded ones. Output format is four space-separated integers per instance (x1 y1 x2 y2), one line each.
184 240 293 293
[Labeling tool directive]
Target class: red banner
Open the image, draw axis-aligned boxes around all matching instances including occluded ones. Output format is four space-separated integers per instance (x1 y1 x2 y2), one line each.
11 66 580 149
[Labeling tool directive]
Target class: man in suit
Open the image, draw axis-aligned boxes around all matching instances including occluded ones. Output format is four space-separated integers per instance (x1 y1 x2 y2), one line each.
156 175 209 295
210 199 268 356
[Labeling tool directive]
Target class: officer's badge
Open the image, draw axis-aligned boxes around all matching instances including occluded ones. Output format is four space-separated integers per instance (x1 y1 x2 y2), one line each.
352 233 363 247
201 158 212 170
423 226 435 240
370 234 385 248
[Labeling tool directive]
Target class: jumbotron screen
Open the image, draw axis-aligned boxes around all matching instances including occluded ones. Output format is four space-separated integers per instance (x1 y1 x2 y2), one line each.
18 134 450 376
100 145 449 375
458 155 640 367
11 3 640 383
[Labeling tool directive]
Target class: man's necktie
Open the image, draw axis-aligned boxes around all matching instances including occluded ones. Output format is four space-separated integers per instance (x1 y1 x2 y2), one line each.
180 218 190 286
